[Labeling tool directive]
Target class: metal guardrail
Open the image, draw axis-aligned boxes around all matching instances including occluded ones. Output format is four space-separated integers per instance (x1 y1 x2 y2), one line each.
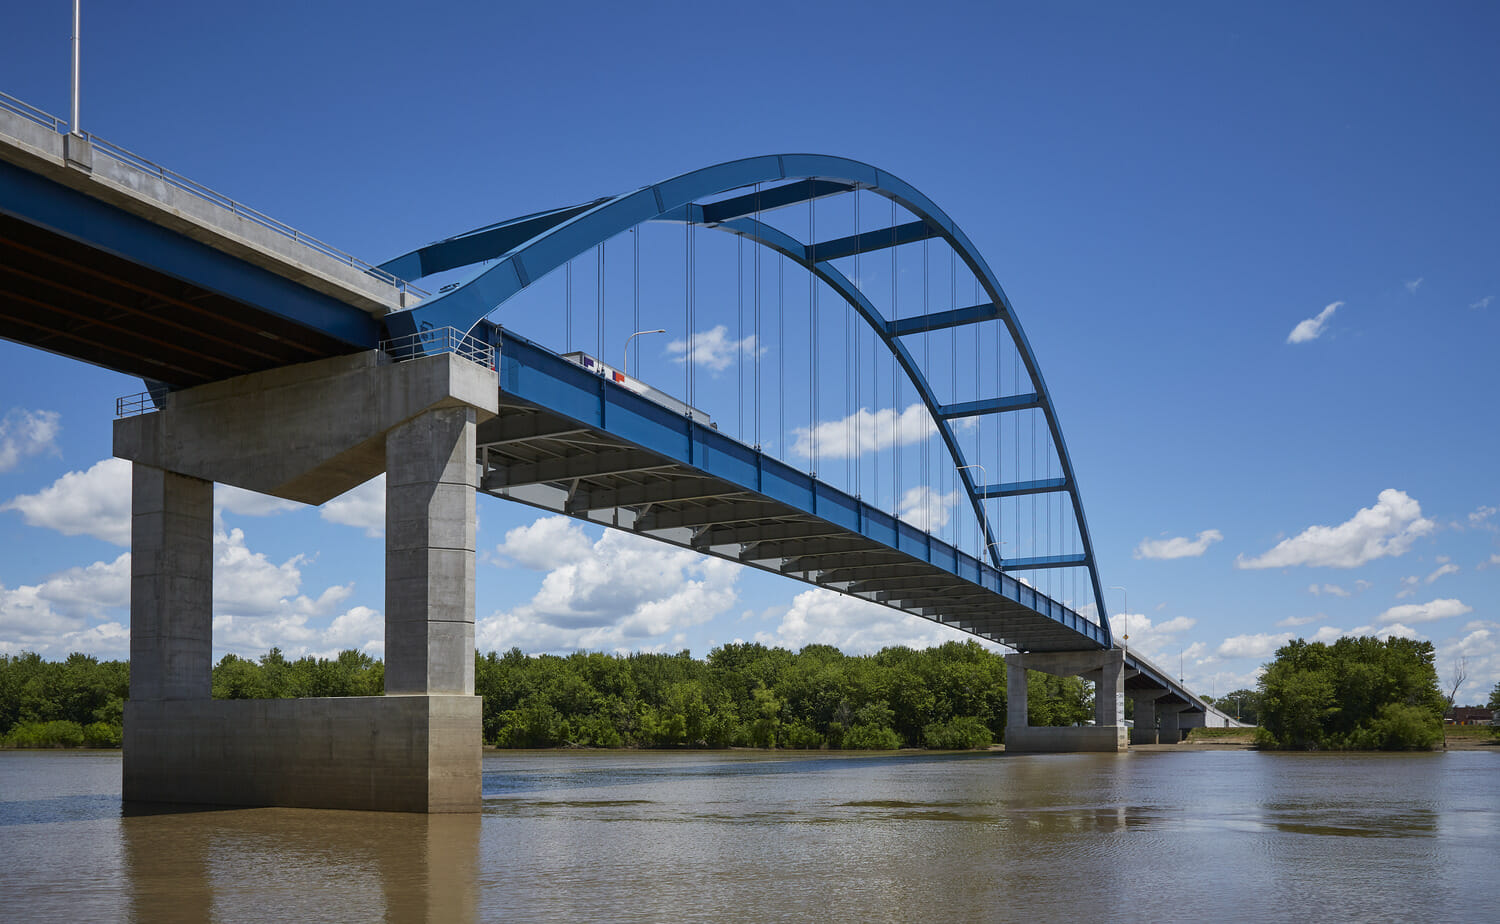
381 327 496 369
0 90 428 300
0 90 67 133
115 392 156 418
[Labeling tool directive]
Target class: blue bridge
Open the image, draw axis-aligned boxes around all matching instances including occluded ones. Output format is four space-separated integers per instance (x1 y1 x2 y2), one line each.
0 91 1234 812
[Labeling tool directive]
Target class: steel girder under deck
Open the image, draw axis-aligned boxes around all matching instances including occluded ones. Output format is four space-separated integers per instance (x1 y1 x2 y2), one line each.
479 327 1105 653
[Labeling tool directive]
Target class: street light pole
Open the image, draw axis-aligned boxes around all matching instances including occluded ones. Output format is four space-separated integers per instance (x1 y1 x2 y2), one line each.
70 0 81 134
623 329 666 377
1109 585 1127 651
956 464 990 564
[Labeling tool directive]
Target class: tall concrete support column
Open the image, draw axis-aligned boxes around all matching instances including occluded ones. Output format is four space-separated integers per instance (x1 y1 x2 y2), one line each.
1158 703 1188 743
1004 650 1129 753
1094 649 1125 728
385 407 477 696
1130 690 1166 745
128 465 213 701
1007 658 1029 729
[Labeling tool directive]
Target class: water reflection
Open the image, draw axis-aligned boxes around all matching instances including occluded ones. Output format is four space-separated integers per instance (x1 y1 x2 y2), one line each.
120 806 479 923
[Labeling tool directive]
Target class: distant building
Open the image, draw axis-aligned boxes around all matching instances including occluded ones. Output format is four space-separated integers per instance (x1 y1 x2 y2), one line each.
1445 706 1494 726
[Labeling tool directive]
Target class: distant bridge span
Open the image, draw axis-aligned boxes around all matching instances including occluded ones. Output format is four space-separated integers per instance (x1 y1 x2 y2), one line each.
0 94 1239 812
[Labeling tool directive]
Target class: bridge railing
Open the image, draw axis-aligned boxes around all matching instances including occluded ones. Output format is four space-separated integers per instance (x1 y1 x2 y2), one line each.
0 91 428 301
0 91 67 133
381 327 496 369
115 391 156 418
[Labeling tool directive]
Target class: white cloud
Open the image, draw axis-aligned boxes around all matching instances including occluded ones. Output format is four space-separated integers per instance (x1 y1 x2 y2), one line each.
2 457 131 545
1286 301 1342 344
478 517 740 653
666 325 763 373
790 402 938 460
1470 295 1493 310
1425 563 1459 584
1135 529 1222 560
1376 598 1472 626
897 485 958 531
217 484 300 517
319 475 385 537
1405 277 1423 294
1217 632 1294 659
1114 613 1197 662
1275 614 1316 628
0 409 61 472
1480 554 1500 571
753 588 964 655
1396 575 1420 599
0 553 131 658
1466 505 1497 530
493 515 595 570
1235 489 1434 570
1307 583 1350 598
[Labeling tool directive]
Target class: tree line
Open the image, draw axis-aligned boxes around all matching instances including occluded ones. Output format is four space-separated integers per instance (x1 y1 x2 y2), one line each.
2 641 1093 750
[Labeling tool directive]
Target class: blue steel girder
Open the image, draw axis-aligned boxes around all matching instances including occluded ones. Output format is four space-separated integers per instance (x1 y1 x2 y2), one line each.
378 154 1111 639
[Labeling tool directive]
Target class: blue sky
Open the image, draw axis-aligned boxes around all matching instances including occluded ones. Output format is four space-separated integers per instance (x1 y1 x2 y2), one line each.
1 2 1496 703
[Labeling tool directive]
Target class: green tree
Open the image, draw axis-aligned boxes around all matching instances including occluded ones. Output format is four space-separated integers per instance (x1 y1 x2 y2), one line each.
1256 636 1444 750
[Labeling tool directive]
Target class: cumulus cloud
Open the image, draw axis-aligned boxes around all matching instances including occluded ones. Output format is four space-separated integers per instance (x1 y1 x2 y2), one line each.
1465 505 1497 530
1396 575 1420 599
1217 632 1294 659
1376 598 1472 626
1481 554 1500 571
1286 301 1342 344
897 485 958 531
217 484 301 517
1114 613 1197 662
753 588 965 655
1135 529 1222 560
1471 296 1493 310
1307 584 1350 598
0 409 61 472
1425 563 1459 584
666 325 763 373
790 402 938 460
1404 277 1424 294
1276 614 1316 628
319 475 385 537
1235 489 1434 570
2 457 131 545
0 554 131 650
478 517 740 653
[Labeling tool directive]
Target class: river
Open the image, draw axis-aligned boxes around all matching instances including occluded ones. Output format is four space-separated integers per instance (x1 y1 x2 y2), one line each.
0 748 1493 922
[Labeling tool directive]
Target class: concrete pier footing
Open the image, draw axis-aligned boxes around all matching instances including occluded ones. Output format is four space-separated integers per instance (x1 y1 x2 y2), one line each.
115 350 497 812
1004 649 1129 753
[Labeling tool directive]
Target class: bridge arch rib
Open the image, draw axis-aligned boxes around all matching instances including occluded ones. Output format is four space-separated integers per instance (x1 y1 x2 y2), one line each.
380 154 1112 640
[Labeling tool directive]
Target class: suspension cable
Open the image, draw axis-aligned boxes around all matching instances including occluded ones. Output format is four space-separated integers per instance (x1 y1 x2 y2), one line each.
753 182 762 450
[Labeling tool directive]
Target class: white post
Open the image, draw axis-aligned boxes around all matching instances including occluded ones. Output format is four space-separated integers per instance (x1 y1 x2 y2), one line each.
71 0 81 134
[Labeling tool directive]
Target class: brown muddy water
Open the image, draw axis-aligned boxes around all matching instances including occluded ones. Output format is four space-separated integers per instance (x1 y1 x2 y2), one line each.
0 748 1494 922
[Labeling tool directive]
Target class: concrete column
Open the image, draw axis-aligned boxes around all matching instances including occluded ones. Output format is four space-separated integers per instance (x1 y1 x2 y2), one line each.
1158 703 1188 743
1130 690 1166 745
1094 649 1125 727
1007 658 1029 730
385 406 478 695
129 465 213 701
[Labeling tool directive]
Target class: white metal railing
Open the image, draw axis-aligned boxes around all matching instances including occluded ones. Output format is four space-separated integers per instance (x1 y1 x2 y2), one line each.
0 90 428 300
115 391 156 418
381 327 495 369
0 90 67 132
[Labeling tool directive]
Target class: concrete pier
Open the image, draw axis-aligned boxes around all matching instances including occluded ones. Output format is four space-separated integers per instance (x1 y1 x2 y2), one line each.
115 349 497 812
1004 649 1129 752
1130 690 1167 745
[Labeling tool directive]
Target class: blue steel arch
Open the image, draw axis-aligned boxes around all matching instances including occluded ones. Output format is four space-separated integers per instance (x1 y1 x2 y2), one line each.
380 155 1112 639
